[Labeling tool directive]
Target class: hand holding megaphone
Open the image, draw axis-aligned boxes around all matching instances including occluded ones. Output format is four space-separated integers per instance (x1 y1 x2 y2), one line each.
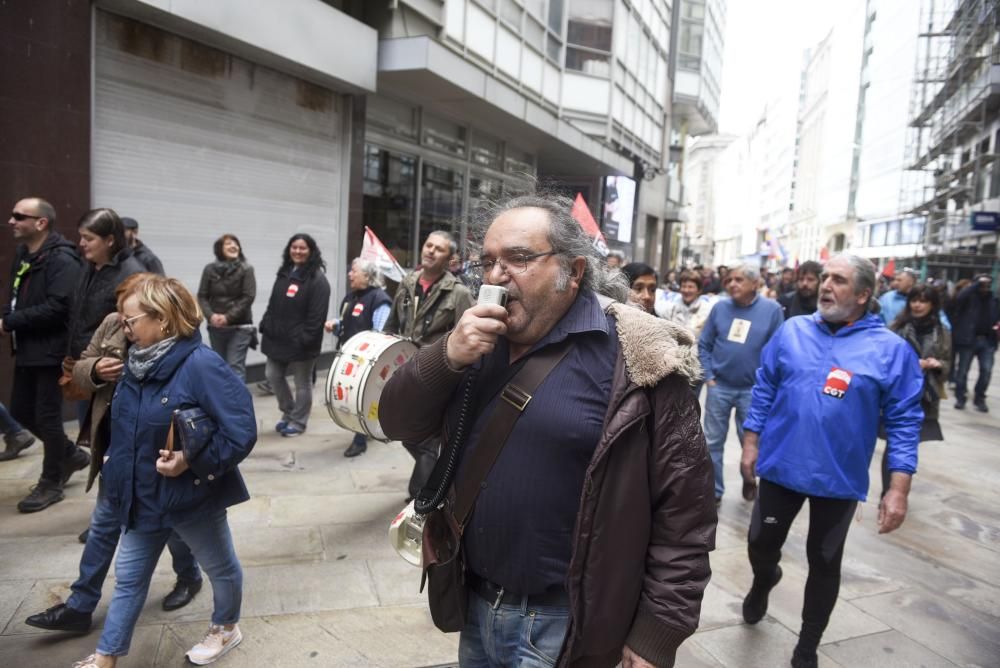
445 286 509 369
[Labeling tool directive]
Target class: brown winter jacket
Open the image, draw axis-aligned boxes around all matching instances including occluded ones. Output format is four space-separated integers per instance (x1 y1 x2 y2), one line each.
72 312 127 492
380 297 717 667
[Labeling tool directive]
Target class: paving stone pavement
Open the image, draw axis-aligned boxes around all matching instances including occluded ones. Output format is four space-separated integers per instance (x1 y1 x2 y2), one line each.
0 365 997 667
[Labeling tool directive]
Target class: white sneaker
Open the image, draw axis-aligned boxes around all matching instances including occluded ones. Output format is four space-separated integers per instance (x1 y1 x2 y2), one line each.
185 624 243 665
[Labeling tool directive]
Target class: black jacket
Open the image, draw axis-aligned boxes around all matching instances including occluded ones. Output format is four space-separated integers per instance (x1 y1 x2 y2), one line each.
198 261 256 326
951 283 999 349
259 266 331 362
67 249 145 358
778 290 817 319
3 232 83 366
338 286 391 345
132 241 164 275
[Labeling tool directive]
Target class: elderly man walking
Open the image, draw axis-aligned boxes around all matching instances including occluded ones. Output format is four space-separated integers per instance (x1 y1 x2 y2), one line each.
698 263 784 503
739 254 923 668
381 194 716 668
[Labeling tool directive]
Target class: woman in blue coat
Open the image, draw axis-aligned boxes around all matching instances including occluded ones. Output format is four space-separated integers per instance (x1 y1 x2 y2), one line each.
73 276 257 668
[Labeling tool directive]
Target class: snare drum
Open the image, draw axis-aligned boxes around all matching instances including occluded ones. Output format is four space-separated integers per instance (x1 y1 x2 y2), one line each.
325 331 417 441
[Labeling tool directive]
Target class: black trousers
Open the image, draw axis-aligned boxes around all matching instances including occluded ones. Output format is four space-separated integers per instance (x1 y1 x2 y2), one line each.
402 435 440 500
748 479 857 650
10 365 75 486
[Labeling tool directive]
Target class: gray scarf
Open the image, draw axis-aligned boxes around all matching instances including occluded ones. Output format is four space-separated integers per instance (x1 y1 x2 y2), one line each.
128 336 178 380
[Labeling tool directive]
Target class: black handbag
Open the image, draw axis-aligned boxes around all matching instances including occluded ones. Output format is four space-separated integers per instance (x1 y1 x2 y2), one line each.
165 407 218 462
420 339 573 632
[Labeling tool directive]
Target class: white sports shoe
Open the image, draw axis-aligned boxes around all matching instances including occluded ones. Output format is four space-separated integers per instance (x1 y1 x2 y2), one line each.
186 623 243 665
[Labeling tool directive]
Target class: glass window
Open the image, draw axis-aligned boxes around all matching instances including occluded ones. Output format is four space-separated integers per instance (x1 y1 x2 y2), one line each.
420 161 465 245
548 0 564 33
547 33 562 61
680 20 703 57
471 132 503 170
366 96 418 141
869 222 886 246
566 47 610 75
422 112 467 157
469 174 504 223
524 0 545 19
567 0 613 51
505 145 535 175
886 220 901 245
500 0 521 26
362 144 418 269
684 1 706 19
525 16 545 50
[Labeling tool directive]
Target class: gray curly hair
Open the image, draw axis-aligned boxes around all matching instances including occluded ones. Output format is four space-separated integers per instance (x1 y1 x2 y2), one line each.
471 193 629 302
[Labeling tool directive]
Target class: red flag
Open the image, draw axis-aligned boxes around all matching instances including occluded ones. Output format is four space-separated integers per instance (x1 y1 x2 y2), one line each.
571 194 609 257
361 227 407 283
819 247 830 262
882 258 896 278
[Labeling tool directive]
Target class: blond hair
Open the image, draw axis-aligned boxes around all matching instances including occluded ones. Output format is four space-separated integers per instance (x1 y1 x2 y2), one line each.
129 275 203 338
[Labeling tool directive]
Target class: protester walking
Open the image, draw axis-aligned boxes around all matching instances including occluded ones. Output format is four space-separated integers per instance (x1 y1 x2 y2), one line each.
324 257 391 457
4 198 85 512
882 283 950 496
198 234 257 381
26 275 203 637
71 276 256 668
259 234 331 437
950 274 998 412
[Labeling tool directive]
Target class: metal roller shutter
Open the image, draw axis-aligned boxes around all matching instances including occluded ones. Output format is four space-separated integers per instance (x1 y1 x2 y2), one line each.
93 12 346 368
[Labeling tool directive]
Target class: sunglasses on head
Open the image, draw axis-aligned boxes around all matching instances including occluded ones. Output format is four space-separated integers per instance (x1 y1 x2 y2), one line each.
11 212 42 222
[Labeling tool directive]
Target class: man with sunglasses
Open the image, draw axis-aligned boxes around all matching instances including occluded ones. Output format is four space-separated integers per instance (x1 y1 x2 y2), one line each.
4 198 86 512
384 230 474 494
382 195 715 668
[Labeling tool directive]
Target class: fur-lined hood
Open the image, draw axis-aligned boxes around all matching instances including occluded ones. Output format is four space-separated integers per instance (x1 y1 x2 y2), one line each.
606 301 702 387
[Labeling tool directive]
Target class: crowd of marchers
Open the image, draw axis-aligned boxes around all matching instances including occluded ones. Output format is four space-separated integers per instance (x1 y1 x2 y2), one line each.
3 192 999 668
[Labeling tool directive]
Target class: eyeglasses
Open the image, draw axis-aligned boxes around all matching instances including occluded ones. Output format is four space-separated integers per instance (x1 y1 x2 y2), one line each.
10 212 42 222
467 251 558 277
122 313 148 332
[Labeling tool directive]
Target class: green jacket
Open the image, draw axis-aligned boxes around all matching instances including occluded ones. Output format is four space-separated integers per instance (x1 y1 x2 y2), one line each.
384 270 474 346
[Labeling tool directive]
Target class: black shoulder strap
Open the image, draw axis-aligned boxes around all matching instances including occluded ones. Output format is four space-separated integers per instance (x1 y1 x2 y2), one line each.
451 338 574 528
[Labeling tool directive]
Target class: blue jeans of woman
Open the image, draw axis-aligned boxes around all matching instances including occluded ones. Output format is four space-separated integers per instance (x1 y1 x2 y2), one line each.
67 481 201 614
0 401 22 435
458 590 570 668
97 508 242 656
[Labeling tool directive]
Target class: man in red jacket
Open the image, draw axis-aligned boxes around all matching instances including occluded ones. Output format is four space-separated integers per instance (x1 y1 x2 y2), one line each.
381 194 716 668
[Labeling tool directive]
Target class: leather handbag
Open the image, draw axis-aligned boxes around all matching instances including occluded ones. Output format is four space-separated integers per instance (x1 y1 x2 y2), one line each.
165 407 218 461
420 339 573 632
59 357 92 401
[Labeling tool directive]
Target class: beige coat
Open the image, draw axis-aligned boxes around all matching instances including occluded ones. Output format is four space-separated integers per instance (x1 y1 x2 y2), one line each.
72 312 127 492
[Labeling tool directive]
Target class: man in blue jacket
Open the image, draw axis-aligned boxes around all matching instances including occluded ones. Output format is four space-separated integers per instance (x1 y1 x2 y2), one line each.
698 262 784 502
739 254 923 668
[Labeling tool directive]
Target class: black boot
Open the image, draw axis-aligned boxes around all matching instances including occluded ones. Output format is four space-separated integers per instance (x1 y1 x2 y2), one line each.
791 644 819 668
0 430 35 461
344 434 368 458
162 579 203 611
17 482 65 513
742 565 783 624
25 603 92 633
61 446 90 485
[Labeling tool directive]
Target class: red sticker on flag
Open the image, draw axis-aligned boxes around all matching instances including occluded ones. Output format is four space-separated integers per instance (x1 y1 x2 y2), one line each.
822 367 853 399
359 342 370 351
344 362 355 376
335 385 345 401
352 303 364 317
286 283 299 298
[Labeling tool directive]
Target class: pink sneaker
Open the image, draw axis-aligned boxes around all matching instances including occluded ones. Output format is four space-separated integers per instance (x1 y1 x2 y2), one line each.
186 624 243 665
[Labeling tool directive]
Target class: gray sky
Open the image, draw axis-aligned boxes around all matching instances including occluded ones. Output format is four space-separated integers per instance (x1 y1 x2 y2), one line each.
717 0 839 134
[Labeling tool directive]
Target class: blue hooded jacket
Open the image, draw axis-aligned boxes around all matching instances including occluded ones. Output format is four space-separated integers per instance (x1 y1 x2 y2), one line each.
104 331 257 530
744 312 923 500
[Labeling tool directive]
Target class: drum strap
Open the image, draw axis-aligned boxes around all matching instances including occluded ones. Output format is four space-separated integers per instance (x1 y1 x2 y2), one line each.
451 338 574 530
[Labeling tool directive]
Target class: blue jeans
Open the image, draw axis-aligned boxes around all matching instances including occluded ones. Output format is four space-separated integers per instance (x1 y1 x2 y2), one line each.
0 401 22 435
67 482 201 614
703 383 753 499
954 336 996 402
97 508 242 656
208 326 254 382
458 590 570 668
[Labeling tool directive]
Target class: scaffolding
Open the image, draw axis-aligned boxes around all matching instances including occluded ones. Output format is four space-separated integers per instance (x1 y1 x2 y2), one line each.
901 0 1000 274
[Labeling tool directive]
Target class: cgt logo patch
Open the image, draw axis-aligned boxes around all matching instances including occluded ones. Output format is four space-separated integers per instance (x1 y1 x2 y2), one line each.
822 367 853 399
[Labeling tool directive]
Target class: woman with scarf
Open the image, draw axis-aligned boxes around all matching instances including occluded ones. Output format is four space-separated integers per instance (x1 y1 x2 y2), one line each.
882 284 951 496
198 234 257 381
324 257 391 457
72 275 256 668
259 233 331 438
